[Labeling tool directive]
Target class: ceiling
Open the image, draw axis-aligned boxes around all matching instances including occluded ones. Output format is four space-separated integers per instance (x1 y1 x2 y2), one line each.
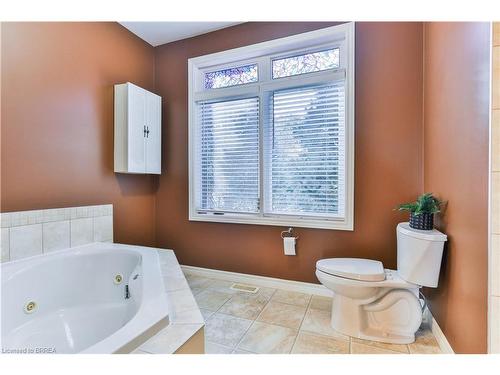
119 22 242 47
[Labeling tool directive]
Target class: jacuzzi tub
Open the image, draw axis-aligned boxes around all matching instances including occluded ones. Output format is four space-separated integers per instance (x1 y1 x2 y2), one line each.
1 243 169 354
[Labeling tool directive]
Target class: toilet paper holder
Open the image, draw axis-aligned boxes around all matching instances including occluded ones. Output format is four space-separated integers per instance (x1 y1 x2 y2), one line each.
281 227 299 240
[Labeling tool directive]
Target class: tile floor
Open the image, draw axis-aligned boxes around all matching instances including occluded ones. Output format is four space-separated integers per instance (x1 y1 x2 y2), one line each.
185 273 443 355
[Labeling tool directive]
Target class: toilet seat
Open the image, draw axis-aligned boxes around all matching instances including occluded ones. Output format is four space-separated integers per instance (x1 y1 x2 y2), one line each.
317 258 385 282
316 267 419 289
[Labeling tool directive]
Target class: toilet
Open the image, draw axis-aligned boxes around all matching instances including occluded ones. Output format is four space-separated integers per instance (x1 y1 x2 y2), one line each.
316 222 447 344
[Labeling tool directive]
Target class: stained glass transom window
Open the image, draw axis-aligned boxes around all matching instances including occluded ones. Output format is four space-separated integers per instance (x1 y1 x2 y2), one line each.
205 64 258 89
272 49 340 79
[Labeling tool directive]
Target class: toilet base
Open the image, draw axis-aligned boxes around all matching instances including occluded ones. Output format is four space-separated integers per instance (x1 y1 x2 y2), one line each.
330 288 423 345
343 326 416 345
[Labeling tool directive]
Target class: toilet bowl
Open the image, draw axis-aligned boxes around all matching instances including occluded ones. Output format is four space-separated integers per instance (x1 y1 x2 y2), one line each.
316 223 447 344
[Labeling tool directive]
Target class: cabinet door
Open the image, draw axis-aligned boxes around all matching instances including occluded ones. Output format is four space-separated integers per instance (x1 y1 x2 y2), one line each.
127 84 146 173
145 92 161 174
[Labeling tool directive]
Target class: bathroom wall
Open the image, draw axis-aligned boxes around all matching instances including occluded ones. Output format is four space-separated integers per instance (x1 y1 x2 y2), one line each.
490 22 500 354
1 22 157 246
422 22 491 354
154 23 424 282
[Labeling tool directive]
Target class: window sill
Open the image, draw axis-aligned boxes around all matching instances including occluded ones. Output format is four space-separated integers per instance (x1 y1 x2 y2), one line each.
189 212 353 231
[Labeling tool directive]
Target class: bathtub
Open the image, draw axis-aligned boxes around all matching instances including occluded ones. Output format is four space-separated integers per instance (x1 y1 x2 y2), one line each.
1 242 169 354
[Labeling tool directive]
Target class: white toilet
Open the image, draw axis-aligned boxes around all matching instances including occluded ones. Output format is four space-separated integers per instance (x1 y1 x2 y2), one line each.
316 222 447 344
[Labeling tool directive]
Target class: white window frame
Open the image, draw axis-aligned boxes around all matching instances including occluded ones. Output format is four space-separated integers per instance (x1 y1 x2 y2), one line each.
188 23 355 230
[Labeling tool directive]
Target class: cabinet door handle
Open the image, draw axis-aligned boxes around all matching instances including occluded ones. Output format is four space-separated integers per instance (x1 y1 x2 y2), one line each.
146 126 150 138
143 125 147 138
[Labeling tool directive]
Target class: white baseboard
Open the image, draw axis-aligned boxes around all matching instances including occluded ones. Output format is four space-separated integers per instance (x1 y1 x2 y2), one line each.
423 307 454 354
182 264 454 353
180 265 333 297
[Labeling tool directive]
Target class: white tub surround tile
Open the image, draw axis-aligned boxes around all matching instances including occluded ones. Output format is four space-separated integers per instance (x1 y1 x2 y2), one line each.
167 289 199 317
1 228 10 262
162 273 190 292
139 324 204 354
1 204 114 263
70 218 93 247
93 215 113 242
133 249 205 354
9 224 42 261
43 220 70 253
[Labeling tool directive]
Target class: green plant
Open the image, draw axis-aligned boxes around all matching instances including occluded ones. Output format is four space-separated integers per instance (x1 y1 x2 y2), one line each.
396 193 442 215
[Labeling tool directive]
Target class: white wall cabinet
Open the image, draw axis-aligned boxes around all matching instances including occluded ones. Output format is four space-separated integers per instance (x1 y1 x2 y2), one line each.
114 82 162 174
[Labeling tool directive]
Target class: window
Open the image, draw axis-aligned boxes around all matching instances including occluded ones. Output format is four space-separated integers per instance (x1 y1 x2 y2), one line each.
205 64 258 89
272 48 340 79
188 23 355 230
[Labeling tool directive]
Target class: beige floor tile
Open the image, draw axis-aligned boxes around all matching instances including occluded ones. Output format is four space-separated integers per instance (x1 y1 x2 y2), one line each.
236 289 274 305
249 286 276 300
207 279 240 294
205 342 233 354
190 287 204 296
204 313 253 348
131 349 150 354
200 308 215 321
194 289 232 311
218 294 268 320
291 331 349 354
232 348 255 354
300 308 349 341
351 342 404 354
271 289 311 307
257 301 307 330
408 327 442 354
351 337 409 353
185 275 214 289
239 321 297 354
309 295 333 311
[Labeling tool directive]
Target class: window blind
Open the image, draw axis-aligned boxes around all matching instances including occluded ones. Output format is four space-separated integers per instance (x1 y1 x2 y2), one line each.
265 82 345 217
197 97 260 214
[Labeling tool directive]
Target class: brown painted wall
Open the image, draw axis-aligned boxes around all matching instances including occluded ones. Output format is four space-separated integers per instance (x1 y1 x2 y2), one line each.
154 22 424 282
2 21 489 353
423 22 490 353
1 22 158 246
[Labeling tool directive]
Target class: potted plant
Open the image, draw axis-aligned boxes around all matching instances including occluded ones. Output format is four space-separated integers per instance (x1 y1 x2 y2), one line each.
396 193 442 230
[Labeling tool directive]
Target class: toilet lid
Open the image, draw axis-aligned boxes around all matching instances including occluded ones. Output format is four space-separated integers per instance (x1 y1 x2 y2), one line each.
316 258 386 282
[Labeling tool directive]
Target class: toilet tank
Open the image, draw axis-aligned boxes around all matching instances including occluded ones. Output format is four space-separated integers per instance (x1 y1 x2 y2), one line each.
397 222 447 288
